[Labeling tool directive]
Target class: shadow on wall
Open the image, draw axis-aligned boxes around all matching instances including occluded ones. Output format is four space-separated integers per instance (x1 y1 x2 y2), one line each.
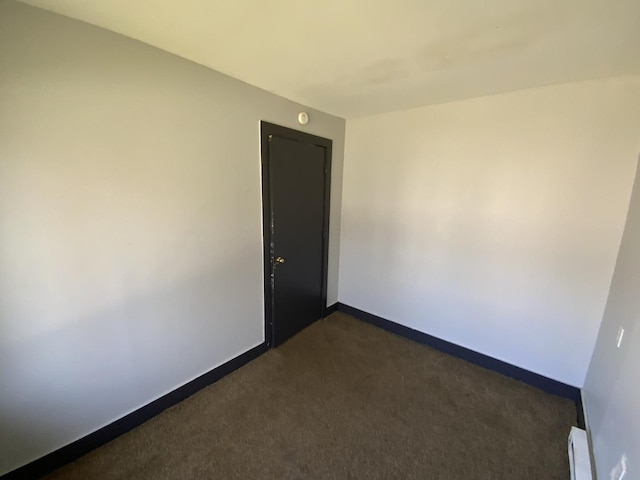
0 252 263 475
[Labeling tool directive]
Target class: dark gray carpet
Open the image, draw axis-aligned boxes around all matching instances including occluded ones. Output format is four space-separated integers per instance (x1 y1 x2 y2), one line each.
44 312 575 479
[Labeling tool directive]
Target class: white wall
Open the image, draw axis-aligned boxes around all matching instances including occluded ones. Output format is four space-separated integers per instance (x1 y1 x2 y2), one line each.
340 76 640 387
0 1 345 475
583 158 640 480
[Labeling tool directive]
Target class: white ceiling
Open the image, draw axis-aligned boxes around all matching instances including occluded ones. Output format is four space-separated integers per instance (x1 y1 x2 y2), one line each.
19 0 640 118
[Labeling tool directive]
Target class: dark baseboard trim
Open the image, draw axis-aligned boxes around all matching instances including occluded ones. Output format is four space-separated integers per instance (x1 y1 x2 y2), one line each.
335 303 581 403
2 343 268 480
576 393 586 430
5 304 584 479
324 302 339 316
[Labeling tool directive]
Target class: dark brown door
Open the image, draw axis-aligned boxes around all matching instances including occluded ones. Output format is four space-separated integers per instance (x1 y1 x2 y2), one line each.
261 122 332 347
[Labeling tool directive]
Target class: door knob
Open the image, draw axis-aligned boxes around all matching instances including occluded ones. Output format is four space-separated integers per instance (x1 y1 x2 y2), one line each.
274 256 285 265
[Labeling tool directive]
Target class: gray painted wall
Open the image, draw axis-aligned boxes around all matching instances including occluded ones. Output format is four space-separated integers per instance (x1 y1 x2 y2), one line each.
340 77 640 387
584 158 640 480
0 1 345 474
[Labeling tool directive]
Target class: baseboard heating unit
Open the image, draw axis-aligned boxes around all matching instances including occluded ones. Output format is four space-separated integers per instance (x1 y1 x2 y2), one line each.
568 427 592 480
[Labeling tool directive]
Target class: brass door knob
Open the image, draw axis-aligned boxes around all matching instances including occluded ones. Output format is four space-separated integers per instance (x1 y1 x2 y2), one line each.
274 256 285 265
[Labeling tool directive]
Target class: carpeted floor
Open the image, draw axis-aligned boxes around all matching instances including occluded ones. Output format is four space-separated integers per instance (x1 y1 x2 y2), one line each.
44 312 576 479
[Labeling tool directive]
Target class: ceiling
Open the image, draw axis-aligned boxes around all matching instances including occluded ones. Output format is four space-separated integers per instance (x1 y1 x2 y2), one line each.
19 0 640 118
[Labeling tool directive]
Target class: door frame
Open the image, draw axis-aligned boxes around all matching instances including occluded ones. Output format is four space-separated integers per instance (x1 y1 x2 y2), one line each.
260 121 332 348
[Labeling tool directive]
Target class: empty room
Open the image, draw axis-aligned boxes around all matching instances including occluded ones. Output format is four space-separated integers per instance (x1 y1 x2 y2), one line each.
1 0 638 478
